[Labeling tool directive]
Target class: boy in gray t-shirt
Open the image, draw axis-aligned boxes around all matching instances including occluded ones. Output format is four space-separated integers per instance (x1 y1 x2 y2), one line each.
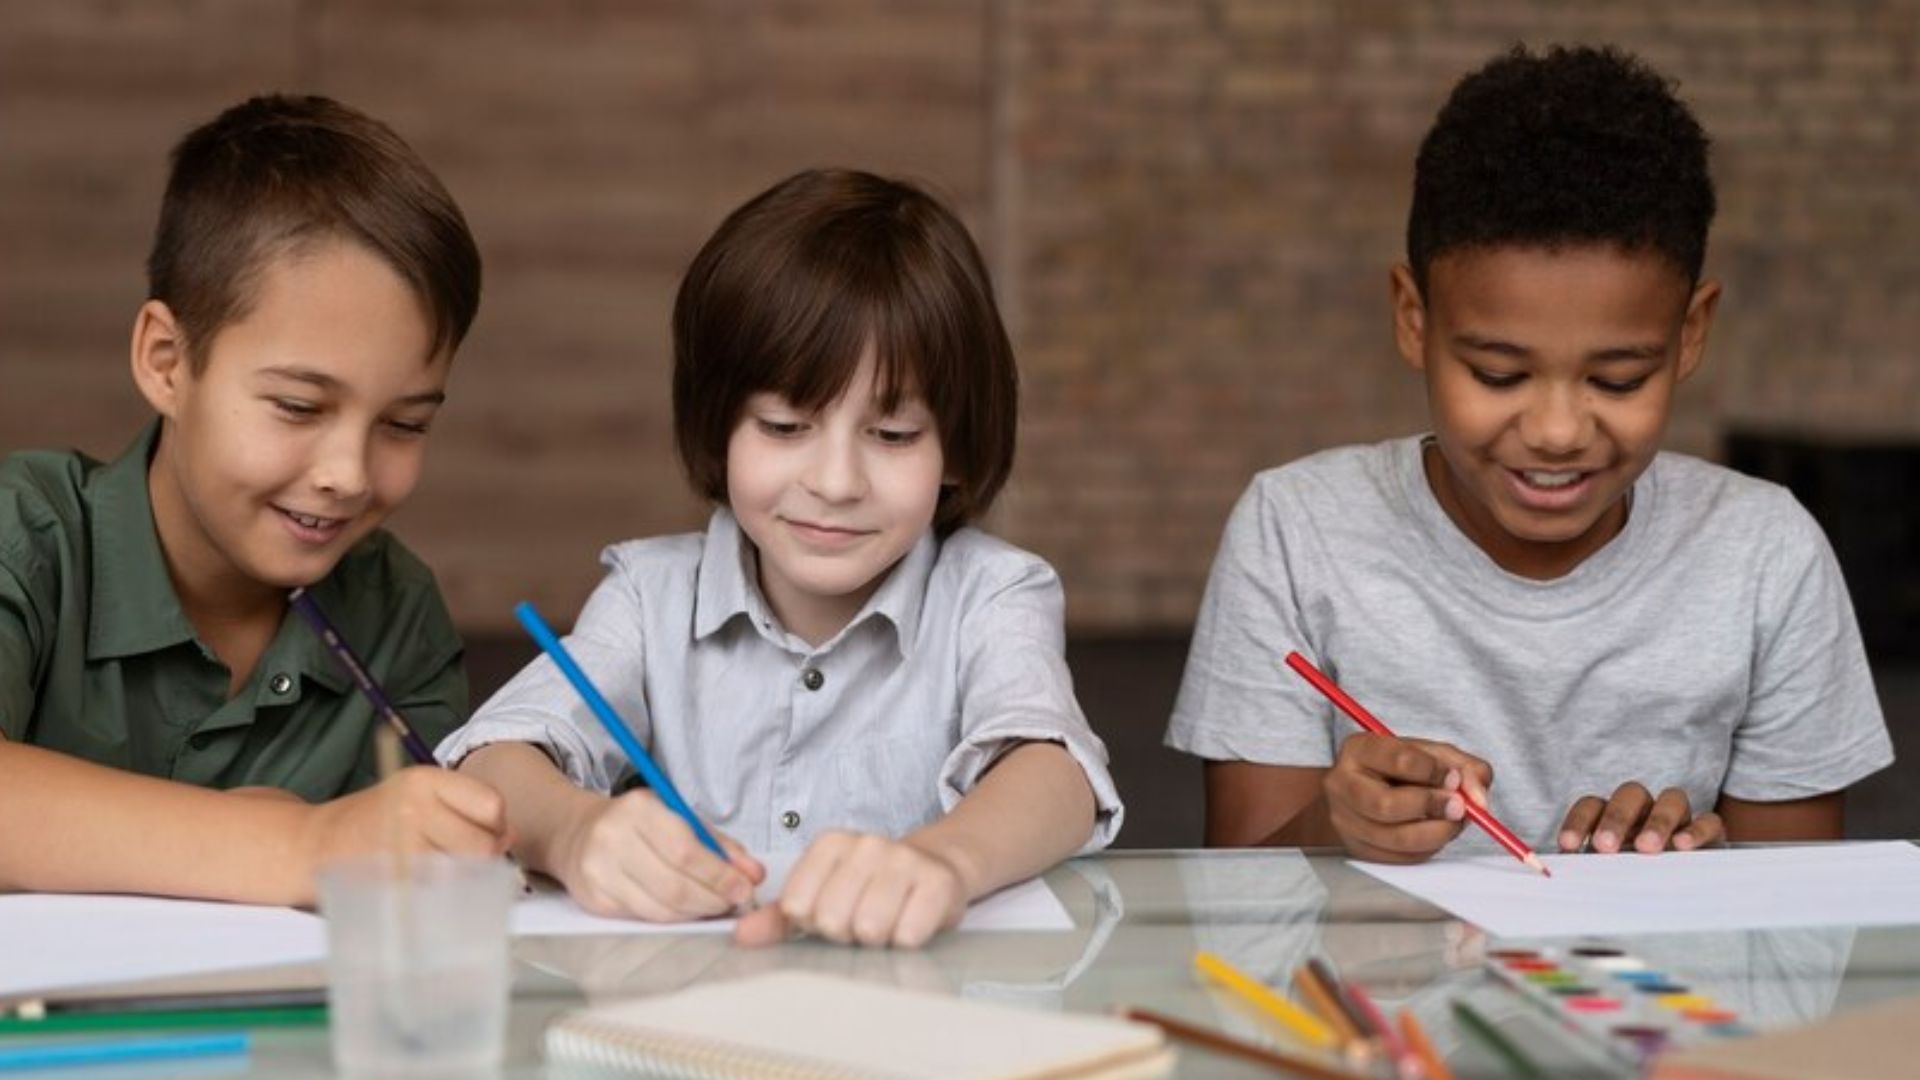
1168 45 1892 863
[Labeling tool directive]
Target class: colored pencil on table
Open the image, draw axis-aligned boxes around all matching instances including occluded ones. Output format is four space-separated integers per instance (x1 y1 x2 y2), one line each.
1340 978 1423 1080
1293 963 1372 1062
1307 958 1376 1043
1119 1008 1374 1080
1399 1009 1456 1080
1283 651 1550 877
1191 952 1338 1052
7 987 325 1019
1451 999 1545 1079
0 1007 324 1035
514 601 726 858
289 588 437 765
0 1031 249 1071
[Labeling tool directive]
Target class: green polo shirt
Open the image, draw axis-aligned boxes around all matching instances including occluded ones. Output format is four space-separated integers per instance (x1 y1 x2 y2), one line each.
0 422 467 800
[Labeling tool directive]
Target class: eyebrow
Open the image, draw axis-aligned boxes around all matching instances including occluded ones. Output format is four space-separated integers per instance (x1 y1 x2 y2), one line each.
1451 335 1666 363
257 366 447 407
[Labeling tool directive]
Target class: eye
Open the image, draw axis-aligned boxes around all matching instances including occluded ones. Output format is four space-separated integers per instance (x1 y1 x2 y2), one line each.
270 398 320 420
755 417 805 438
1591 375 1650 395
384 418 432 437
1467 367 1525 389
872 427 923 446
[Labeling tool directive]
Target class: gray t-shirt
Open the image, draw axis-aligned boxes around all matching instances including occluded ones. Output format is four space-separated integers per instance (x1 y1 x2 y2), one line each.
1167 437 1892 852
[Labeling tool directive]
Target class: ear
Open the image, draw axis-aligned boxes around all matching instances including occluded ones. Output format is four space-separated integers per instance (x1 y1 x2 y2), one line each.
1675 277 1721 385
1389 263 1429 373
129 300 194 417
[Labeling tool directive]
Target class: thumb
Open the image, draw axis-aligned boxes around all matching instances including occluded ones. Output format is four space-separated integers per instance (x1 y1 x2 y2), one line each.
718 832 766 884
732 903 789 948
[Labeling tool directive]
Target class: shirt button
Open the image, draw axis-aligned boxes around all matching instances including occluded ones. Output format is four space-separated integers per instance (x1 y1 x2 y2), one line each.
800 668 824 691
188 733 212 751
780 810 802 830
269 673 293 695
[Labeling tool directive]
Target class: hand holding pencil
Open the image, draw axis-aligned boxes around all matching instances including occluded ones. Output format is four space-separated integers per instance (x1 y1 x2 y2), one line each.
1287 652 1548 876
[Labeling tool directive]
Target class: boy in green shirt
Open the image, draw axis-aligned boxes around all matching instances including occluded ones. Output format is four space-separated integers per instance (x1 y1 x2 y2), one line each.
0 95 508 905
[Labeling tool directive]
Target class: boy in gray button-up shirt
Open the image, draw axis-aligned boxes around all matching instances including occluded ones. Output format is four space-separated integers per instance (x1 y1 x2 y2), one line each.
445 170 1122 948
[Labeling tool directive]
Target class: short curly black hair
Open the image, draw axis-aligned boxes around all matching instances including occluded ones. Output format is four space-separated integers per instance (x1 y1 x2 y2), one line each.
1408 44 1715 294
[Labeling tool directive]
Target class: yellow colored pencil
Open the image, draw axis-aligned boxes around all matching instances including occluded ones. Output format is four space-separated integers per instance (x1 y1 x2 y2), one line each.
1192 952 1339 1052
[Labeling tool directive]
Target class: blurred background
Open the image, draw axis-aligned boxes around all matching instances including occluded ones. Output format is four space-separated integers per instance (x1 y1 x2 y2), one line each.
3 1 1914 845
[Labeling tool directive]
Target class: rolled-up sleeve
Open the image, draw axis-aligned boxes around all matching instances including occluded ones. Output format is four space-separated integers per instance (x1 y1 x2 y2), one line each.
435 551 653 793
940 557 1124 853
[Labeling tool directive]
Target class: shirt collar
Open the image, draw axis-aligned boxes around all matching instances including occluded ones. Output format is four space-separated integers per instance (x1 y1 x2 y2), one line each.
692 508 936 658
83 420 351 696
85 421 199 661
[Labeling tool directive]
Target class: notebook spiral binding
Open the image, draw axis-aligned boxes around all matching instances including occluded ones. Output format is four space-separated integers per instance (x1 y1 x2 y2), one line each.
546 1020 883 1080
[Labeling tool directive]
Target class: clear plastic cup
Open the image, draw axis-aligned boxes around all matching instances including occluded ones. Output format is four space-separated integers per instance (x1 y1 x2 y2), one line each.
317 853 518 1077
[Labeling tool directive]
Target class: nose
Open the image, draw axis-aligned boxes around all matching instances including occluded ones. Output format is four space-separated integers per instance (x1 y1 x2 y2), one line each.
800 429 868 504
1517 384 1593 457
310 425 371 503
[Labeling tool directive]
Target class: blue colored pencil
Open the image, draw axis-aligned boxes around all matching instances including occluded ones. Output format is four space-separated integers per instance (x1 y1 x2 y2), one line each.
289 588 437 765
513 601 727 858
0 1031 248 1071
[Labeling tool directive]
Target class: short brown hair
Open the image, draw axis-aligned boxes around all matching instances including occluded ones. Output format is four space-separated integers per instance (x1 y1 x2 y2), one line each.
673 169 1018 536
146 94 481 369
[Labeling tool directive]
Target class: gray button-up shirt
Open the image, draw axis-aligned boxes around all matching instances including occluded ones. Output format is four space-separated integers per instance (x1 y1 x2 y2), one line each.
440 510 1122 856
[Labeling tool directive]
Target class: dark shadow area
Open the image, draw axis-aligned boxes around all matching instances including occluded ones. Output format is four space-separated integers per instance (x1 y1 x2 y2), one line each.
1727 431 1920 839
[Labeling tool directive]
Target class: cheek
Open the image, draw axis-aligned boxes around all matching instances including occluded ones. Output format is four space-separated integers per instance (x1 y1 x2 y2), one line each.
368 442 427 505
890 448 947 519
723 434 775 509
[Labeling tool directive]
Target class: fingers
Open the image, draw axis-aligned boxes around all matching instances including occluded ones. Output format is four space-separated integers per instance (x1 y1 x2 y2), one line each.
1589 782 1653 853
773 833 965 948
1558 795 1607 852
1343 733 1452 787
1327 734 1480 864
564 793 754 921
1633 788 1694 853
425 771 511 852
1410 740 1494 807
732 904 790 947
1672 811 1725 851
717 831 767 885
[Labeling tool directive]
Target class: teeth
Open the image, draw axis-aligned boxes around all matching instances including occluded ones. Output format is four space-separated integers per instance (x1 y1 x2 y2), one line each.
1522 470 1581 489
287 511 333 529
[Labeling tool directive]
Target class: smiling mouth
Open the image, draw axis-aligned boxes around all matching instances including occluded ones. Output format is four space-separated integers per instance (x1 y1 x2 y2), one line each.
784 519 874 541
276 506 350 537
1518 469 1585 489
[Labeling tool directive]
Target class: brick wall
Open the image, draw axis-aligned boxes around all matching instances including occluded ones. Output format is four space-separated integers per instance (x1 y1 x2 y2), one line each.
4 1 1916 632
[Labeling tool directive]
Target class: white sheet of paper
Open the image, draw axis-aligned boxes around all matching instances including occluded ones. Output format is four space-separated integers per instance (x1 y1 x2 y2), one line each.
1350 841 1920 937
511 855 1072 937
0 894 327 998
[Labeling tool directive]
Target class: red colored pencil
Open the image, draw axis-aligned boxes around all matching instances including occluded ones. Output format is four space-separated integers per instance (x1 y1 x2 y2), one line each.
1284 651 1550 878
1341 979 1423 1080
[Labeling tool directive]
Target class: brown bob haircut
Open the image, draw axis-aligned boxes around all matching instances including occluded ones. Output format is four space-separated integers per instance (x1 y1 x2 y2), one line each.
672 169 1018 536
146 94 481 369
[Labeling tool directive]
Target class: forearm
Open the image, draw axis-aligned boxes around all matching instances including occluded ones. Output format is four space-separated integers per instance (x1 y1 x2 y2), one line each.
1716 791 1844 842
1203 761 1338 847
455 741 601 874
905 741 1096 901
0 741 319 905
1256 793 1342 847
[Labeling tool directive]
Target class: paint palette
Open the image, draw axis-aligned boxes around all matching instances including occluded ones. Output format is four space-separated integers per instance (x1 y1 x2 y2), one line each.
1485 944 1755 1069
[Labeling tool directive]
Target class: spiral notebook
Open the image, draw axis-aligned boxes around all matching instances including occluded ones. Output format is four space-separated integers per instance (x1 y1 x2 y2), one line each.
544 971 1175 1080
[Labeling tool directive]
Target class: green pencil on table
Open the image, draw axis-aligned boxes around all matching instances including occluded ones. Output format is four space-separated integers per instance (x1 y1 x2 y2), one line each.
0 1007 324 1035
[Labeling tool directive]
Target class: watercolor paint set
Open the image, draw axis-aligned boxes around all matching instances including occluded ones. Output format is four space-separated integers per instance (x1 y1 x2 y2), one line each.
1485 943 1755 1069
